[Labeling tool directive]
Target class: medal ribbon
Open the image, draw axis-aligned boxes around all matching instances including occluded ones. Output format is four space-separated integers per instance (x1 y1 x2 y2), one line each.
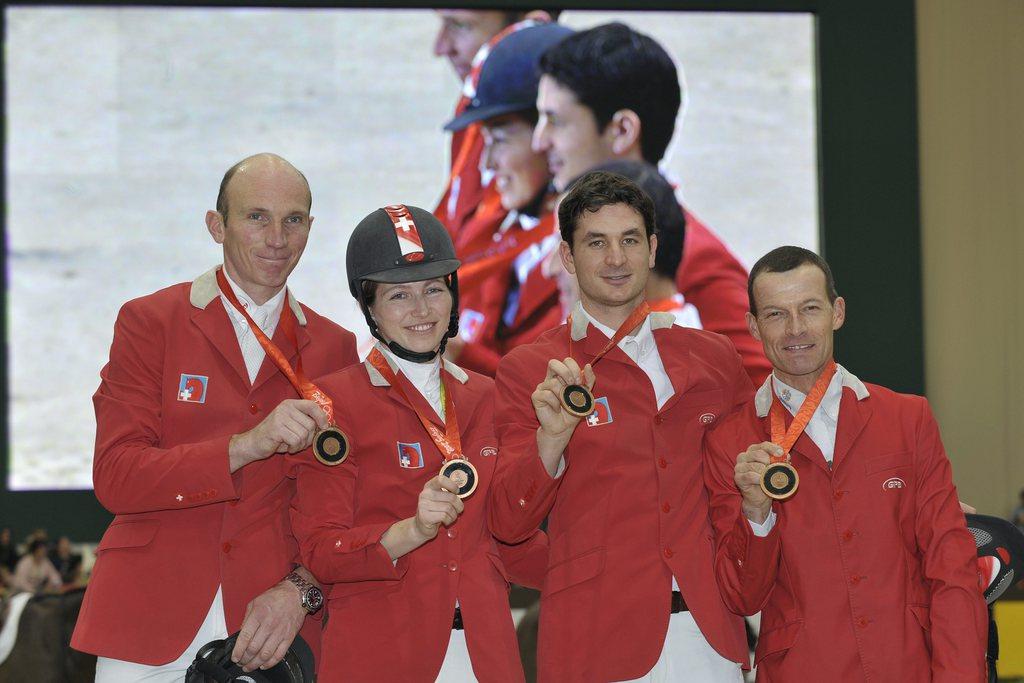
567 301 652 369
215 268 334 424
367 348 463 463
767 359 838 463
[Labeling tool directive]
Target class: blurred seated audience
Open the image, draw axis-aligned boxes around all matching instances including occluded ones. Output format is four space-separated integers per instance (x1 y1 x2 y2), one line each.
11 538 62 593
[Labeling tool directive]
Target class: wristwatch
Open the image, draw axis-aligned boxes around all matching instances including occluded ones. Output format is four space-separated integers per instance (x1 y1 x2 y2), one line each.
285 571 324 614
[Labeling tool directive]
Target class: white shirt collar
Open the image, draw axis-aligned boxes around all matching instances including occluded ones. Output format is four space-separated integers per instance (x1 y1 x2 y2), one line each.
754 363 870 418
579 303 656 359
220 268 286 330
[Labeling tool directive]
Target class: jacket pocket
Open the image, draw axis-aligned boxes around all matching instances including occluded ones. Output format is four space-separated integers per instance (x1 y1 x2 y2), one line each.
754 618 803 665
97 519 159 552
544 546 605 595
677 388 724 409
864 450 912 474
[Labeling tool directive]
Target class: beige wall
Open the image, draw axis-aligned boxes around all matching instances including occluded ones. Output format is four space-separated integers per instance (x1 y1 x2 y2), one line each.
917 0 1024 515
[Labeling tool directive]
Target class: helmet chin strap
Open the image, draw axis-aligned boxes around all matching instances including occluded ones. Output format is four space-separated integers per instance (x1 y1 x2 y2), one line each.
359 274 460 364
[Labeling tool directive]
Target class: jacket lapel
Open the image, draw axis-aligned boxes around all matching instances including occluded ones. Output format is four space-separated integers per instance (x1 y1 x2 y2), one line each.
190 298 251 392
652 328 691 415
250 313 311 394
831 388 872 472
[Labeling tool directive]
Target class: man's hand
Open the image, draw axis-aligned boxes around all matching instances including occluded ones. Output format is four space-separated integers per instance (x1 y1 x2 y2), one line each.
532 358 596 474
734 442 782 524
228 399 329 472
414 476 465 541
231 580 306 672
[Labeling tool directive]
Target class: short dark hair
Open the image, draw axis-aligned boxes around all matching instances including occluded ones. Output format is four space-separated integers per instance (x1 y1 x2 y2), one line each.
588 160 684 280
748 246 839 315
539 22 681 164
558 170 656 249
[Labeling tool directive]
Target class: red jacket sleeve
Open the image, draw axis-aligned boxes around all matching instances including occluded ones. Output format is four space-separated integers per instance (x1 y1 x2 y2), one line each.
487 350 565 544
290 451 408 586
703 419 782 616
493 530 549 590
910 398 987 681
92 300 240 515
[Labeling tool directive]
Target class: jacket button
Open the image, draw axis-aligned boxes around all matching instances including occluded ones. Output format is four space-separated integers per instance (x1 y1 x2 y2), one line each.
222 542 231 553
834 490 844 502
850 575 862 586
664 547 674 559
249 403 259 414
658 458 668 469
662 502 671 513
857 616 869 628
654 415 665 425
518 498 527 507
449 562 458 572
842 530 854 542
447 529 457 539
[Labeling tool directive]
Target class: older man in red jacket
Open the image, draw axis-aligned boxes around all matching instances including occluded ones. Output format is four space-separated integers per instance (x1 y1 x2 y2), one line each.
72 153 359 680
489 171 753 682
704 246 987 681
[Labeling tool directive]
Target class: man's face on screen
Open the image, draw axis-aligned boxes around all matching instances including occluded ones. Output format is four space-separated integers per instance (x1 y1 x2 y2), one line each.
433 10 509 82
533 75 616 193
482 114 551 212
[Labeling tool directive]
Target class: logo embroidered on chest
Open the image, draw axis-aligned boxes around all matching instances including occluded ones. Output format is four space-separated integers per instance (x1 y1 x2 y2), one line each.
480 446 498 457
177 374 208 403
397 442 424 469
585 397 613 427
699 412 716 425
882 477 906 490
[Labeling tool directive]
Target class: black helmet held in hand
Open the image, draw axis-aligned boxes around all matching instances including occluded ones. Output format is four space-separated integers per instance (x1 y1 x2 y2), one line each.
185 632 314 683
346 204 461 362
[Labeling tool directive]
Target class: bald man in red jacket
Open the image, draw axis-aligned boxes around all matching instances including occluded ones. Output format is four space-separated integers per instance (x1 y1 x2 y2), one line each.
72 154 359 681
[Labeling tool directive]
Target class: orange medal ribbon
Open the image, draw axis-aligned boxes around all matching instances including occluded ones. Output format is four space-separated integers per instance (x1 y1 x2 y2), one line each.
367 348 463 463
215 268 334 424
567 301 652 368
767 359 838 462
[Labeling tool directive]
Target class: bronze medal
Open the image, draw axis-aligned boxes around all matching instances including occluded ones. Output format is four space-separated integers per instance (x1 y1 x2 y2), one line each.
439 458 478 499
314 426 350 466
760 461 799 500
560 383 595 417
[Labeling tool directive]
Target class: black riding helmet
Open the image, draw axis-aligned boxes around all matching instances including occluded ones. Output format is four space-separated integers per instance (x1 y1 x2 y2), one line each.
346 204 461 362
185 632 314 683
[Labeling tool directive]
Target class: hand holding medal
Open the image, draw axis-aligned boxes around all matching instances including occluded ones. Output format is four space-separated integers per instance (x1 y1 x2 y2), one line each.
367 348 478 499
760 359 838 500
216 268 350 467
558 302 651 418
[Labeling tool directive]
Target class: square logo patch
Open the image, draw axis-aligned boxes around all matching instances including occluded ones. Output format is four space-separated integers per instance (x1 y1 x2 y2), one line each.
397 442 424 469
459 309 485 342
177 374 208 403
585 396 613 427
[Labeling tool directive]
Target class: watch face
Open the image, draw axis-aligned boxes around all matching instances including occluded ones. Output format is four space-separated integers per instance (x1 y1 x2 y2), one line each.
305 586 324 612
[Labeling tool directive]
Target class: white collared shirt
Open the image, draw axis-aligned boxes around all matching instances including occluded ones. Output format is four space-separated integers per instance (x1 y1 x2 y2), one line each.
749 364 870 536
218 269 286 383
381 346 444 420
771 370 845 464
580 304 675 409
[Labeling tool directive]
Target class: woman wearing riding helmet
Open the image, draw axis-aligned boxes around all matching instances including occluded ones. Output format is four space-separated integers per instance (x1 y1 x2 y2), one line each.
288 204 543 682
